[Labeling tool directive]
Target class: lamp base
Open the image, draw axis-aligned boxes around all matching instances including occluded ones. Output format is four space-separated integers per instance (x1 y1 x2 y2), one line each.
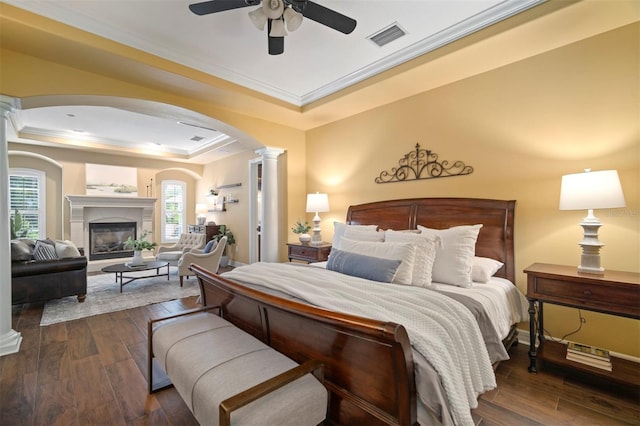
311 214 322 245
576 211 605 275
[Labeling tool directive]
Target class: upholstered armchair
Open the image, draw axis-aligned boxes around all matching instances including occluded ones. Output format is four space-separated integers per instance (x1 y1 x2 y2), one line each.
156 233 206 267
177 236 227 286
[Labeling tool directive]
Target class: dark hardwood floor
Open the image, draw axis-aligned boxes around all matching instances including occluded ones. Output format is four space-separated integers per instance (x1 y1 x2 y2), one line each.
2 291 638 425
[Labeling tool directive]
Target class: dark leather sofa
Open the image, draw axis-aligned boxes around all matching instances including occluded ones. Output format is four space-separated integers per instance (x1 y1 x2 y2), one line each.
11 239 88 305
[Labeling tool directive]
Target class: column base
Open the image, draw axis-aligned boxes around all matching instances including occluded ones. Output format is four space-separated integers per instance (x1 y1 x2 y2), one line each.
0 329 22 357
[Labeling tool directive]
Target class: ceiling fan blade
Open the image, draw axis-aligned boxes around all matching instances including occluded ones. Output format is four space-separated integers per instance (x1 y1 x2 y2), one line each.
189 0 256 16
301 1 356 34
267 20 284 55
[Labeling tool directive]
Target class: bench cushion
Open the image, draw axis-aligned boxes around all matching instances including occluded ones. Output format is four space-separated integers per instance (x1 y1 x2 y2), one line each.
153 312 327 426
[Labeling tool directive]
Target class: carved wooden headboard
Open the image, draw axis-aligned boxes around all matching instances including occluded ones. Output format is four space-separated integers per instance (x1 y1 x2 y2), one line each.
346 198 516 283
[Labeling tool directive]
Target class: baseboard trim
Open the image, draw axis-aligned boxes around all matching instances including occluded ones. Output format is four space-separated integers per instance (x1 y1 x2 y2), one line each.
516 328 640 363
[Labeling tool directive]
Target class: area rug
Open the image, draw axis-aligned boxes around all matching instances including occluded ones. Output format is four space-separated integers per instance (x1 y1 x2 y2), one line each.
40 269 200 326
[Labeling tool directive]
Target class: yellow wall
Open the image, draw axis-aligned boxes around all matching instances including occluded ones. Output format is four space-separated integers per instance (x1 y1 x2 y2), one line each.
305 23 640 356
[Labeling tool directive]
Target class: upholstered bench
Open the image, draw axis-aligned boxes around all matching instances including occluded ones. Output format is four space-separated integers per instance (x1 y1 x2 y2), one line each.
148 307 327 426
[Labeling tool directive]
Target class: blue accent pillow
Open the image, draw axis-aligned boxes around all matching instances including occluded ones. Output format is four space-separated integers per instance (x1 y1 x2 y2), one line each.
327 248 401 283
203 239 217 254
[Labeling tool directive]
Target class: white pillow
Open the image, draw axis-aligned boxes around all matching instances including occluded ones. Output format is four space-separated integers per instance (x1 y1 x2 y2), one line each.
417 224 483 288
384 230 441 288
339 238 417 285
332 222 378 249
472 256 504 283
342 227 385 244
55 239 81 258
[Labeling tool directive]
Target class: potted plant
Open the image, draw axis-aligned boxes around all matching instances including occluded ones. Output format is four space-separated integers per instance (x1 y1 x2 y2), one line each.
213 225 235 267
291 219 311 244
124 230 157 265
10 209 30 239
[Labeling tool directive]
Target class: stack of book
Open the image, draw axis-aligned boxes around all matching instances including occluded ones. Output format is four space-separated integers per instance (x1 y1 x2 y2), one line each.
566 342 612 371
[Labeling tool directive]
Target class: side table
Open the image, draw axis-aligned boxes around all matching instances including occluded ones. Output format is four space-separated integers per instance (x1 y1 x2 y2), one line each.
287 242 332 263
524 262 640 387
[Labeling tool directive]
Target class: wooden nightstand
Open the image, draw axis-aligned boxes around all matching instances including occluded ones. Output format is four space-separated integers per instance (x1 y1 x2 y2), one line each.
287 242 332 263
524 263 640 387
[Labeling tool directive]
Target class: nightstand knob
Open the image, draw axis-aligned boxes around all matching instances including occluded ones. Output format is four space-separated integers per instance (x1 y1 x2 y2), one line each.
583 290 592 296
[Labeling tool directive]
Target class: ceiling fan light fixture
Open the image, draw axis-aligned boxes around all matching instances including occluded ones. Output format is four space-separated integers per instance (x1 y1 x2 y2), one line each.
283 7 303 32
248 7 268 30
269 18 287 37
263 0 284 19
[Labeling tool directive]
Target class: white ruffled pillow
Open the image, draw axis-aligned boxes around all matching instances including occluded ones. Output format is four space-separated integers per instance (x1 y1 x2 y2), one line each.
384 230 441 288
332 222 378 249
417 224 483 288
339 238 417 285
472 256 504 283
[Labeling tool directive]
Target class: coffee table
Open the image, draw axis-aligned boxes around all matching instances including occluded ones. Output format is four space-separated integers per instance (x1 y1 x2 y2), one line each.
101 261 170 292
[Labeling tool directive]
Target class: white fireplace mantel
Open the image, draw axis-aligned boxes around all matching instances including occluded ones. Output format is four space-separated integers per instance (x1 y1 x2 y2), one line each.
66 195 157 251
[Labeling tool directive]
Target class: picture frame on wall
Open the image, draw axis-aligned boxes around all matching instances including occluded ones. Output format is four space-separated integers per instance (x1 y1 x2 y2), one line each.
86 164 138 196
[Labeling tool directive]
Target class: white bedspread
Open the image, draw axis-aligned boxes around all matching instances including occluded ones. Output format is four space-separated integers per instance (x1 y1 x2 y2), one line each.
223 262 497 426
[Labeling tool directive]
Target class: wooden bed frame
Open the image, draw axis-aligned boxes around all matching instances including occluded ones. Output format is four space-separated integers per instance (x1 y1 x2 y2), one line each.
191 198 516 425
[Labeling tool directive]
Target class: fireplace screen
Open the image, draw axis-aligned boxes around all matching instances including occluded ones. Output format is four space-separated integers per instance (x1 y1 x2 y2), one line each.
89 222 136 261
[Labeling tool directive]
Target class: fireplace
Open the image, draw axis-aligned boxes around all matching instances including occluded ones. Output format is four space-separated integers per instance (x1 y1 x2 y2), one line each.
65 196 156 269
89 222 136 261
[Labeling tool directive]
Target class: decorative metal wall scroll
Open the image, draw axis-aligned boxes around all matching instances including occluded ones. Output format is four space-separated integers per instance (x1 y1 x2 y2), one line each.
375 143 473 184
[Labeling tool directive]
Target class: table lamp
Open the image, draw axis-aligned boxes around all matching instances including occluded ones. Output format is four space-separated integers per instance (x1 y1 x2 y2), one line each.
306 193 330 245
559 169 626 274
195 203 208 225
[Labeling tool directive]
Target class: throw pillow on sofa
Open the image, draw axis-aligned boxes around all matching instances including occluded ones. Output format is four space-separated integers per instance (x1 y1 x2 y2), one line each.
33 240 58 261
11 239 34 262
55 239 82 258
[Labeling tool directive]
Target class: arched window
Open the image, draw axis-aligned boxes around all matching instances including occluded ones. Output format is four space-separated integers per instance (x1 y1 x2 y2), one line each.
9 168 46 239
161 180 186 243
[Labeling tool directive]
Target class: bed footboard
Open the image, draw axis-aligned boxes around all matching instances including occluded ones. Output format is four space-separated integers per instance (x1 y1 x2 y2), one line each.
191 264 417 426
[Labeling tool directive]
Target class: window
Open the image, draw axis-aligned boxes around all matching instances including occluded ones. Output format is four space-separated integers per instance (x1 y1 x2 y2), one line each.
9 168 45 239
161 180 186 243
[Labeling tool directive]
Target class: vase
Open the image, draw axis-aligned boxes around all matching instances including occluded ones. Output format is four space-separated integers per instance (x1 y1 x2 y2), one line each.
131 250 145 266
298 233 311 244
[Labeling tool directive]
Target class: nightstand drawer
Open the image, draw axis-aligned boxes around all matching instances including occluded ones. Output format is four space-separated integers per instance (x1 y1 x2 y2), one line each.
526 263 640 318
533 278 640 312
289 245 315 258
287 243 332 263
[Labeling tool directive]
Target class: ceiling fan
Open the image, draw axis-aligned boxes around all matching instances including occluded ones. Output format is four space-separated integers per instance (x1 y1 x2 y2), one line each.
189 0 357 55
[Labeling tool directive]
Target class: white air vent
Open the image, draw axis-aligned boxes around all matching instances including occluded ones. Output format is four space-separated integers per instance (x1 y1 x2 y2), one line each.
190 136 205 142
368 23 406 47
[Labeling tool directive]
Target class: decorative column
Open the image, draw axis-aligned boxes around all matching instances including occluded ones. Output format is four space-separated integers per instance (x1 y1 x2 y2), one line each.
0 96 22 356
256 147 284 263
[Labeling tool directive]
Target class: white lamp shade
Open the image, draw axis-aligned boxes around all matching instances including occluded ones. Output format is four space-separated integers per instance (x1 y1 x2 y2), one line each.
196 203 208 215
559 169 626 210
283 7 303 31
306 193 330 213
263 0 284 19
248 7 268 30
269 18 287 37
